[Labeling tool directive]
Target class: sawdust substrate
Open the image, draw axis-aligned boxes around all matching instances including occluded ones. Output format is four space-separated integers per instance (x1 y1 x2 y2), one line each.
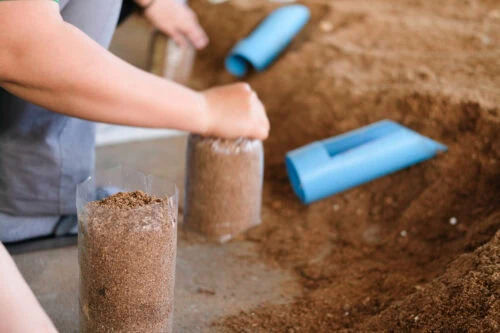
79 191 177 332
188 0 500 331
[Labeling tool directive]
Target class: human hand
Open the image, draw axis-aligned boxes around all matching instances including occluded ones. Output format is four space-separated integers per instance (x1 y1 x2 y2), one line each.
200 83 270 140
140 0 209 49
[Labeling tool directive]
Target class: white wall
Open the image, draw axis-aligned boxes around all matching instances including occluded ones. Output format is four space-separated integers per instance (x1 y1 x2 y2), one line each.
96 124 183 146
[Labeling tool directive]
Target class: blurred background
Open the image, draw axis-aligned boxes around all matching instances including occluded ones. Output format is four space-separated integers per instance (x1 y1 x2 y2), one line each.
97 12 182 146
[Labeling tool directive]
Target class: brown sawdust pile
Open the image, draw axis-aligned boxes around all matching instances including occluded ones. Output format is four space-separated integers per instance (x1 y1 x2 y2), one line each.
189 0 500 331
95 190 163 209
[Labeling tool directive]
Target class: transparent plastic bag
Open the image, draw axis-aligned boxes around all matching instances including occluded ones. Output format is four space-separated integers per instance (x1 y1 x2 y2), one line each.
77 167 178 333
184 135 264 242
149 31 196 85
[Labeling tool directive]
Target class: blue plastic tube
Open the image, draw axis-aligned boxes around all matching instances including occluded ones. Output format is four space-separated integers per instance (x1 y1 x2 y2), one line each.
285 120 448 204
225 5 310 77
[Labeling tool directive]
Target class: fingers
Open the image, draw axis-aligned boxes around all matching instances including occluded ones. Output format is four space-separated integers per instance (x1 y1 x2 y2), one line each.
150 19 187 48
249 92 270 140
145 1 209 50
179 11 209 49
183 22 209 49
201 83 270 140
250 119 270 140
234 83 269 140
241 82 252 92
169 29 188 48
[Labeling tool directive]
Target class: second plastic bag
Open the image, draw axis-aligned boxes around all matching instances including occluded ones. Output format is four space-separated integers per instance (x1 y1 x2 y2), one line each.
149 31 196 85
184 135 264 242
77 167 178 333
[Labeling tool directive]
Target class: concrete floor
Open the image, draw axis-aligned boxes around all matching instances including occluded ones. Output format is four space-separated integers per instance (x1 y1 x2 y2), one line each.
12 136 301 332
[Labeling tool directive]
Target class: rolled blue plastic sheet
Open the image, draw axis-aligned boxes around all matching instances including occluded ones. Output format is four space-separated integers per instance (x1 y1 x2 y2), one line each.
285 120 448 204
225 5 310 77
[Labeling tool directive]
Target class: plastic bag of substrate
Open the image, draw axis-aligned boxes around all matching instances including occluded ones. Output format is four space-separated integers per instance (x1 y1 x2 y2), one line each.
77 167 178 333
149 31 195 85
184 135 264 242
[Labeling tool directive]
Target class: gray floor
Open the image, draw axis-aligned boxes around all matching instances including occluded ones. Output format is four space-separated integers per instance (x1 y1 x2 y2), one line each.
12 136 300 332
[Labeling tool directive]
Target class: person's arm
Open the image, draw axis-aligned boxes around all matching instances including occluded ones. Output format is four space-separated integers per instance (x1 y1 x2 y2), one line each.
0 243 57 333
135 0 209 49
0 1 269 140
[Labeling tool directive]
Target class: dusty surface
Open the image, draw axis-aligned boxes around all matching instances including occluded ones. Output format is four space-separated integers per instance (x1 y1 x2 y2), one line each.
12 137 300 332
188 0 500 331
14 226 300 332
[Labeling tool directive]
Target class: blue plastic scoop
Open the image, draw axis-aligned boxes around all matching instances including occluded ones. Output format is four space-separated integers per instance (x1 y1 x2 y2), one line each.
225 4 310 77
285 120 447 204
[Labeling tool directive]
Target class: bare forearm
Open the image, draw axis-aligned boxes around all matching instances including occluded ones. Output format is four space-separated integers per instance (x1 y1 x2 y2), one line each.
0 243 57 333
0 2 208 133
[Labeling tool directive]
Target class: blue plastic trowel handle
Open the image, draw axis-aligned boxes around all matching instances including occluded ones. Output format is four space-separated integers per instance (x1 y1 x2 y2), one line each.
285 120 448 204
225 5 310 77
